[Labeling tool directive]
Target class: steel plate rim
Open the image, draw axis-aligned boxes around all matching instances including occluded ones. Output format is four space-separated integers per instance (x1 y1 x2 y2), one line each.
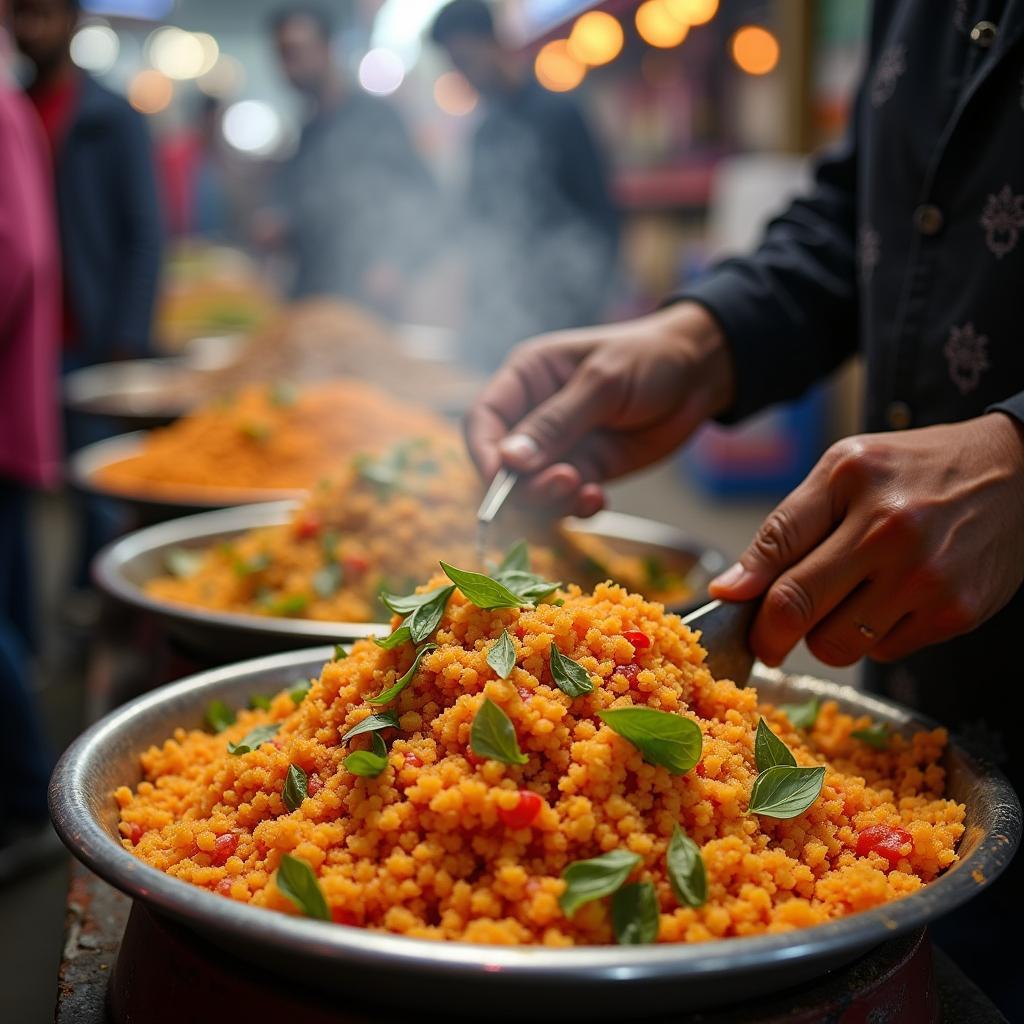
49 648 1022 986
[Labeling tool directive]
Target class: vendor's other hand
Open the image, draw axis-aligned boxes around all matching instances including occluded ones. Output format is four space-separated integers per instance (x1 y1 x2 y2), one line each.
465 302 735 517
710 414 1024 666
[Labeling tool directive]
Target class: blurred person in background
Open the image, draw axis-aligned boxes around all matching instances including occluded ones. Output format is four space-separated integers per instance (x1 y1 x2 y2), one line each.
256 4 438 317
468 2 1024 1012
431 0 619 372
12 0 163 588
0 0 62 879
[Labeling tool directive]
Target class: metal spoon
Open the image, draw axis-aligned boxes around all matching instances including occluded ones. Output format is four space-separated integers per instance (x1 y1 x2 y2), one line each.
475 467 518 564
682 599 757 685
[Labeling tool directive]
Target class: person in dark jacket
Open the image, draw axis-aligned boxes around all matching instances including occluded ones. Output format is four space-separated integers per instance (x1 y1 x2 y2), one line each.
468 1 1023 1013
431 0 620 371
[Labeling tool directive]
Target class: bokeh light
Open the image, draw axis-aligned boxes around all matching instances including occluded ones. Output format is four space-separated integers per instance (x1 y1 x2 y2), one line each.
635 1 690 49
197 54 245 99
127 69 173 114
148 26 211 81
222 100 283 156
358 47 406 96
193 33 220 77
534 39 587 93
70 24 120 74
731 26 780 75
663 0 719 27
567 11 624 67
433 71 478 117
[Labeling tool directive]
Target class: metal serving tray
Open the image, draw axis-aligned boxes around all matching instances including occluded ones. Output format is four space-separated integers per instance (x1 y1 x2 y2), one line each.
49 651 1021 1020
92 504 727 659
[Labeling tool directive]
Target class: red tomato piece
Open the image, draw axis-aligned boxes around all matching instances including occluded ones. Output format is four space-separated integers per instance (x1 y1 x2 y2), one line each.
215 878 233 897
403 753 422 769
694 761 707 778
517 687 531 702
856 824 913 866
498 790 543 829
618 663 642 683
342 554 370 575
125 822 144 845
331 906 358 926
623 630 651 649
211 832 239 866
294 516 321 540
307 772 323 796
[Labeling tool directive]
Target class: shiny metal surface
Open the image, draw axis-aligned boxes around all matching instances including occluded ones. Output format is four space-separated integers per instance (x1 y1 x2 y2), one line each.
50 649 1020 1019
682 599 757 685
93 504 727 660
64 358 196 427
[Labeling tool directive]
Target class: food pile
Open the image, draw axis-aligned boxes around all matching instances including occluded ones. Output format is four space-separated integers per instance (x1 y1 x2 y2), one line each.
117 564 964 945
94 380 454 500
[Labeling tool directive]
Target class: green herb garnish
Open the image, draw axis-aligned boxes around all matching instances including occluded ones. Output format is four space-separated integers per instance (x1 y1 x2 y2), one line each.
558 849 641 917
405 585 455 643
321 531 339 562
549 644 594 697
367 643 437 706
494 569 561 603
312 564 342 599
439 562 530 610
344 733 389 778
375 626 412 651
264 593 309 617
227 723 280 755
597 708 702 775
233 551 271 576
165 547 204 579
205 699 236 733
666 825 707 908
283 763 308 811
779 697 821 730
249 694 272 711
276 854 330 920
754 717 797 772
241 421 271 442
498 539 530 573
487 629 517 680
851 722 891 750
380 583 455 616
333 644 347 661
612 881 659 945
340 710 400 745
268 380 298 407
289 678 313 704
748 765 826 818
470 697 528 765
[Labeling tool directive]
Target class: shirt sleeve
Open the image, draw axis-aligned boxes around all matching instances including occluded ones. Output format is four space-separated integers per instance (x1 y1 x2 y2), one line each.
989 394 1024 426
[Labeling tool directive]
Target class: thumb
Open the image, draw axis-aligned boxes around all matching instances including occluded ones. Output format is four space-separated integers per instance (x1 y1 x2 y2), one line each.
709 471 835 600
498 365 616 473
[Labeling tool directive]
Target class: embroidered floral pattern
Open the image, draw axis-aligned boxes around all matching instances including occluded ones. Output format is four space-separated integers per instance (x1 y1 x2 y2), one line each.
870 44 907 107
858 224 881 284
980 184 1024 258
944 322 991 394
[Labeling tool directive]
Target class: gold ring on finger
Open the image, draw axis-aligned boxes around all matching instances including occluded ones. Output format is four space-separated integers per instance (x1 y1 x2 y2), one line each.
856 622 877 641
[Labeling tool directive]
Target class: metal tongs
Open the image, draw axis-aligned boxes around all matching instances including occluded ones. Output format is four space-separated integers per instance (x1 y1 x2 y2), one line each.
682 599 758 686
476 467 519 563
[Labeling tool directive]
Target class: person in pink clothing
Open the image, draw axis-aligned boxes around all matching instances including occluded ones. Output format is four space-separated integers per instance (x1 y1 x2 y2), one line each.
0 6 62 878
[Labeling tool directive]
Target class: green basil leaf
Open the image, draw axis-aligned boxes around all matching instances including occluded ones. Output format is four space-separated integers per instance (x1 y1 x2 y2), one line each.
498 539 530 573
549 644 594 697
666 825 707 908
340 710 400 745
597 708 702 775
754 717 797 773
440 562 530 609
205 699 236 733
233 551 271 577
367 643 437 706
494 569 561 603
558 849 641 918
486 629 516 680
276 854 330 921
283 763 308 811
227 723 280 755
748 765 826 819
321 531 340 563
375 625 412 650
264 593 309 617
312 563 342 599
289 678 313 704
612 881 659 945
345 733 389 778
333 644 348 660
248 694 272 711
406 584 454 643
643 555 669 590
269 380 298 407
851 722 891 750
779 696 821 730
165 546 203 579
380 583 455 616
241 421 271 442
470 697 528 765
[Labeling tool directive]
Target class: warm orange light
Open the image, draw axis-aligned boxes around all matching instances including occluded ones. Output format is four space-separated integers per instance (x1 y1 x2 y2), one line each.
663 0 719 27
128 69 174 114
433 70 478 116
731 25 780 75
534 39 587 92
567 11 624 66
635 1 689 49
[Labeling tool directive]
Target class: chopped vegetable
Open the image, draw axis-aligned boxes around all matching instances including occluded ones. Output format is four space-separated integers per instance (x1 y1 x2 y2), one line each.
597 708 702 775
497 790 543 829
275 854 330 920
559 849 641 917
470 697 528 765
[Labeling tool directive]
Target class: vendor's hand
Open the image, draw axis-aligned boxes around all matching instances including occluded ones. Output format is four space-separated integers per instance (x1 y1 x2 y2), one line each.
710 414 1024 667
465 302 735 517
